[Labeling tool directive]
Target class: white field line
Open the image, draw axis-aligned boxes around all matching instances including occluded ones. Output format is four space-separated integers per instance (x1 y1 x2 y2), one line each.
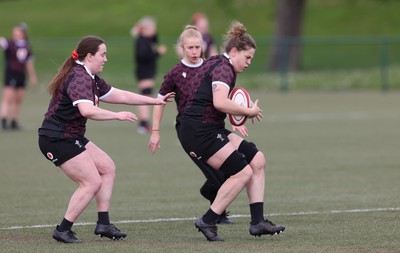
1 207 399 230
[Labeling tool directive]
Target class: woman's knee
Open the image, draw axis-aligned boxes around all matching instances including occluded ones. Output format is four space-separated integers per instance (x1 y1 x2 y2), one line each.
238 166 253 181
86 143 117 177
250 152 266 172
100 160 116 178
82 175 103 194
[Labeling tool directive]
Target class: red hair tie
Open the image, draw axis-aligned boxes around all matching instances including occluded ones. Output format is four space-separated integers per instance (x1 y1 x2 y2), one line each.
71 50 79 60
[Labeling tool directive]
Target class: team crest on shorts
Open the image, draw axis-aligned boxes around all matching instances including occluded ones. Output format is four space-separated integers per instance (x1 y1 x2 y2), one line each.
189 151 202 160
46 152 58 163
46 152 53 160
47 152 58 163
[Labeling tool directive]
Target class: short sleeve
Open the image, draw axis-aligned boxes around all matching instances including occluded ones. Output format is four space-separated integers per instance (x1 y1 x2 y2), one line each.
210 63 235 90
66 72 94 106
96 77 112 98
159 70 175 96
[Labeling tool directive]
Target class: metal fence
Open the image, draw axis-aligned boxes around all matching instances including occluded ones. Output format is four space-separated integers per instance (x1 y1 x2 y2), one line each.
263 35 400 91
1 35 400 91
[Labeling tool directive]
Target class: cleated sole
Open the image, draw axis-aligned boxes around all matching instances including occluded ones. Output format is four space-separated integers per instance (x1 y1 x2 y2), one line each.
94 224 127 240
96 233 126 240
195 224 224 242
251 229 284 237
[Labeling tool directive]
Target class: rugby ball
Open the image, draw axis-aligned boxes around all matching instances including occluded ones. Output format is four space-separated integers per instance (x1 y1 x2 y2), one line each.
228 87 251 126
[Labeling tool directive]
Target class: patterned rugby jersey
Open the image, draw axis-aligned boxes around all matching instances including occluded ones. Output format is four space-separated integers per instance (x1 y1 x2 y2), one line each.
183 54 236 125
158 59 204 124
38 63 112 139
1 39 33 75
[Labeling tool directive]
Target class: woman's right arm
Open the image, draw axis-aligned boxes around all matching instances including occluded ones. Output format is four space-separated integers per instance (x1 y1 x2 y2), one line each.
212 84 262 119
101 88 174 106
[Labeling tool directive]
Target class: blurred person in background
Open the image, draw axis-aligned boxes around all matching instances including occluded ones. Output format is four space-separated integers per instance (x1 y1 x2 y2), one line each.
149 25 233 224
0 23 37 130
38 35 173 243
191 12 218 58
131 16 167 134
176 13 218 60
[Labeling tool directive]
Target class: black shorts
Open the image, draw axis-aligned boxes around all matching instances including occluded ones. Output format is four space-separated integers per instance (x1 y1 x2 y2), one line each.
180 120 231 162
38 135 89 166
4 71 26 88
176 122 227 185
136 69 156 81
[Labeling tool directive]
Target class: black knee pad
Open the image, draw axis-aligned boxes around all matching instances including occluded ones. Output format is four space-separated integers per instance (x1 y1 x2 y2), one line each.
238 140 259 163
141 87 153 95
219 151 248 178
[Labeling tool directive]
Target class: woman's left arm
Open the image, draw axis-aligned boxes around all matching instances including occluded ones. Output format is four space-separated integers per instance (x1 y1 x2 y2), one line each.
26 60 38 87
102 88 174 106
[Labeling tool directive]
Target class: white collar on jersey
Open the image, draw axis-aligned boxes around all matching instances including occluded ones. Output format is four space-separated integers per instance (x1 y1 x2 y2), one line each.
181 58 204 68
75 60 95 79
223 52 233 65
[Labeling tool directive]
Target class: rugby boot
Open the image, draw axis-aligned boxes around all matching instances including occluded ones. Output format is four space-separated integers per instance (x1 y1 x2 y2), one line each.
1 118 7 130
52 225 82 243
195 217 224 242
94 223 127 240
10 120 20 130
249 218 285 237
216 211 234 224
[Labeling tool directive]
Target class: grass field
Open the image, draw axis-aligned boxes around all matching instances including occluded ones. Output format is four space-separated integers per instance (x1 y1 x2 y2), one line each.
1 0 400 251
0 88 399 253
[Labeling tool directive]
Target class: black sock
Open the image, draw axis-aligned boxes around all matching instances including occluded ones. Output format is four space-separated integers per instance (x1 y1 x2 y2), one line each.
1 118 6 129
97 212 110 225
202 208 219 225
58 218 73 232
250 202 265 225
140 120 149 127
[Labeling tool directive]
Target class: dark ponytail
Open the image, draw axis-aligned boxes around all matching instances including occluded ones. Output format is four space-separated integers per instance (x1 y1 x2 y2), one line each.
48 36 105 96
